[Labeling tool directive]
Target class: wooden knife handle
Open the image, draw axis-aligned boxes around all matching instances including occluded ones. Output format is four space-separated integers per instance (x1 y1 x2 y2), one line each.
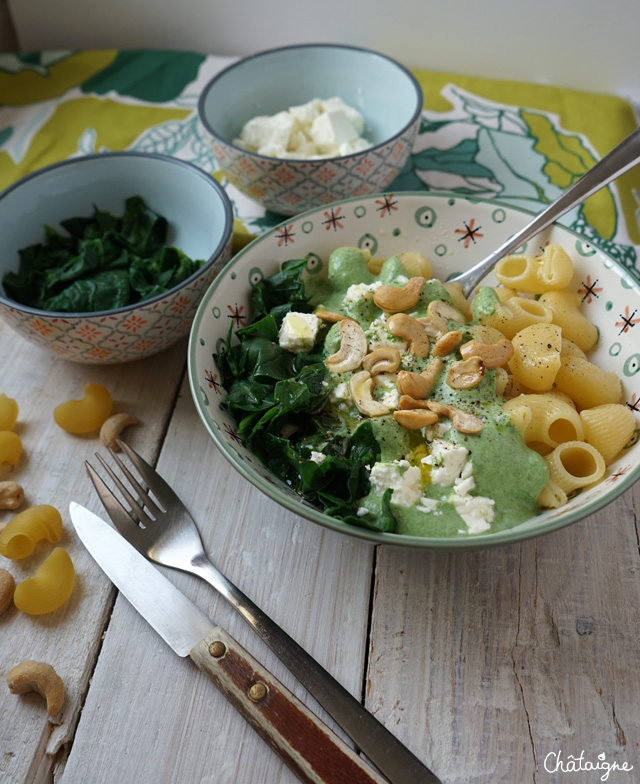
190 627 388 784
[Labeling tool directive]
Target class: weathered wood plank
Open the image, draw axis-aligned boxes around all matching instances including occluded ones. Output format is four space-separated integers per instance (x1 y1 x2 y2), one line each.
59 375 376 784
366 483 640 784
0 327 189 784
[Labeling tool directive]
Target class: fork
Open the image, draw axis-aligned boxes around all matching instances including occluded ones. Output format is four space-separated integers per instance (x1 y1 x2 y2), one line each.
85 439 442 784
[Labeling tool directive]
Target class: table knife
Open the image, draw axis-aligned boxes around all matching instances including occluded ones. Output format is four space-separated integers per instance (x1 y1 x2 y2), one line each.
70 502 393 784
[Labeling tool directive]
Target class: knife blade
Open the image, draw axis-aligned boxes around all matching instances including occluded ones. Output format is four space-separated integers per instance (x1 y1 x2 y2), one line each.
69 502 389 784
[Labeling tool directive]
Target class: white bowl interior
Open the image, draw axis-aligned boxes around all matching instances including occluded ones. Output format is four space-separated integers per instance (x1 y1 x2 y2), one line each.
188 192 640 549
199 44 423 145
0 153 231 296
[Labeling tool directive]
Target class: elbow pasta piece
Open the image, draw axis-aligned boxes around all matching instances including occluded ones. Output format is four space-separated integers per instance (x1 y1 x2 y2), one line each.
554 355 622 409
0 505 63 559
477 296 553 339
0 431 22 467
561 338 587 361
503 393 585 455
13 547 75 615
543 440 606 496
537 481 568 509
0 394 18 430
397 251 433 279
495 243 574 293
579 404 637 464
508 323 562 391
53 383 113 434
539 290 599 352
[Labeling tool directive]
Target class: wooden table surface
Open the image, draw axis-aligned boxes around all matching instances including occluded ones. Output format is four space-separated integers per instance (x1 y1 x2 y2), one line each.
1 318 639 784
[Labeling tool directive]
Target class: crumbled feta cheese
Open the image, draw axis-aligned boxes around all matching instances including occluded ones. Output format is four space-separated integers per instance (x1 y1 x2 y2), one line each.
278 312 321 353
343 281 382 304
379 387 400 410
310 451 326 464
423 440 469 486
453 461 475 496
373 372 396 390
356 506 369 517
418 497 439 513
329 381 351 402
365 315 407 352
424 422 450 441
451 494 495 534
369 461 423 507
234 97 371 160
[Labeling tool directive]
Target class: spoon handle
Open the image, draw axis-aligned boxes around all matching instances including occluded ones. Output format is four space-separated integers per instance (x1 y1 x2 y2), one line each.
455 126 640 296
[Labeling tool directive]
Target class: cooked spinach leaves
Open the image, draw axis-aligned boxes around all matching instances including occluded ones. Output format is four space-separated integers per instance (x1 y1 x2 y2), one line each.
2 196 205 312
215 258 393 532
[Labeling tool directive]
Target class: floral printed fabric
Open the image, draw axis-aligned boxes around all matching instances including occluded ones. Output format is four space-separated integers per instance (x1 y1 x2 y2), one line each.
1 50 639 279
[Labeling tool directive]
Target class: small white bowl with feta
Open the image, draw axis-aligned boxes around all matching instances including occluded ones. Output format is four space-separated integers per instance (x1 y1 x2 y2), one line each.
198 44 423 216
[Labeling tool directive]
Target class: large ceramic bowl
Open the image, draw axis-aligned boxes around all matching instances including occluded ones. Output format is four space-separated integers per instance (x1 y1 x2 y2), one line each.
188 192 640 549
198 44 423 216
0 152 233 364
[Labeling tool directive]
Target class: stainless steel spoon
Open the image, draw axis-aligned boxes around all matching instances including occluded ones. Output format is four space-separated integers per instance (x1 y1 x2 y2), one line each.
451 126 640 297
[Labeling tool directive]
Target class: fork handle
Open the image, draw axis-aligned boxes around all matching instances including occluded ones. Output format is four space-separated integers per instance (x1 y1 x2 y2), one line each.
191 556 442 784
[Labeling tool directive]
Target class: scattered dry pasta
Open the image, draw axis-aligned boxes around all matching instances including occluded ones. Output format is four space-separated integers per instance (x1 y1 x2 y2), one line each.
0 431 22 468
0 505 63 559
13 547 75 615
53 383 113 434
0 394 18 430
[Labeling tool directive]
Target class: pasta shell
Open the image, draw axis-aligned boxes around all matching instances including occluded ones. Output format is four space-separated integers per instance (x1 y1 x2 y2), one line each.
579 404 637 465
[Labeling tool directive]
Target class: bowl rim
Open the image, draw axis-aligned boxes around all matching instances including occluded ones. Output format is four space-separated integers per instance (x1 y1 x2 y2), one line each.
197 42 424 164
0 151 234 319
187 190 640 550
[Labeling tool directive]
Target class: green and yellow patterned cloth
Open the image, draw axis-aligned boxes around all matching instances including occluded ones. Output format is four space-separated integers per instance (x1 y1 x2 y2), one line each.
1 49 639 279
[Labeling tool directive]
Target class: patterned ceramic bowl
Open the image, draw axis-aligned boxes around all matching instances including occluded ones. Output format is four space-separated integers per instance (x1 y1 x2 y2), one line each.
0 152 233 364
188 192 640 549
198 44 423 216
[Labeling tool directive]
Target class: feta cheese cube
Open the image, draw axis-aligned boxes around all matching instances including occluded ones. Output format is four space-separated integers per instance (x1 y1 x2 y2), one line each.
310 110 360 155
278 312 321 353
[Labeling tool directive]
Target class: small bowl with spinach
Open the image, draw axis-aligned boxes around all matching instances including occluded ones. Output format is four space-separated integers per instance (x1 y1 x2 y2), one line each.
0 152 233 364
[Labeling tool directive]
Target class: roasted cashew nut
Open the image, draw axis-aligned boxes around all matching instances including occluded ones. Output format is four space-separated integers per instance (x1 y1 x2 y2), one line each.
398 395 437 410
425 400 484 433
448 357 485 389
386 314 431 357
0 569 15 615
416 315 447 338
432 330 462 357
460 337 514 368
314 309 349 323
350 371 391 417
6 660 65 716
373 276 426 313
362 347 401 376
427 299 467 324
325 319 368 373
393 409 439 429
0 481 24 510
100 413 139 451
396 356 444 399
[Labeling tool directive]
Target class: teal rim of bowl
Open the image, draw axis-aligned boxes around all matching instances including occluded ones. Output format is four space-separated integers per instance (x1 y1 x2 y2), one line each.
197 43 424 164
0 152 234 319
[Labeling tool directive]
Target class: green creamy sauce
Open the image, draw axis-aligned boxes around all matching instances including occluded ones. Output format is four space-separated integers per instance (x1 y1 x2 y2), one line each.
310 247 549 538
